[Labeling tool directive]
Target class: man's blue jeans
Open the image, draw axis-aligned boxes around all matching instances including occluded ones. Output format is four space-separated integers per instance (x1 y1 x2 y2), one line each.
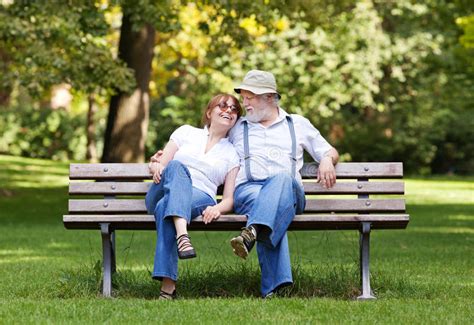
145 160 215 281
234 173 306 296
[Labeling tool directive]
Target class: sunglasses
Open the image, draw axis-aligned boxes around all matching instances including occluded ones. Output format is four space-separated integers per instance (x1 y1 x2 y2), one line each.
217 101 239 113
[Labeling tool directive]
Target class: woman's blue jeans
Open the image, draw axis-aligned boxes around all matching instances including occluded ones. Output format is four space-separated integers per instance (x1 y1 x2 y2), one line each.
233 173 306 296
145 160 215 281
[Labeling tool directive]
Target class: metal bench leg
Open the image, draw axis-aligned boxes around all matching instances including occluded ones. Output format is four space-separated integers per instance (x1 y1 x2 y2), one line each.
357 222 376 300
111 230 116 274
100 223 113 297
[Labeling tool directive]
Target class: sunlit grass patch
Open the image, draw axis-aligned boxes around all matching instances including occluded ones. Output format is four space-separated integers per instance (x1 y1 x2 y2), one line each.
0 154 69 188
405 178 474 204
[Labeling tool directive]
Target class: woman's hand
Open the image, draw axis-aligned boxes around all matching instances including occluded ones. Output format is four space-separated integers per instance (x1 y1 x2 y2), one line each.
202 206 221 224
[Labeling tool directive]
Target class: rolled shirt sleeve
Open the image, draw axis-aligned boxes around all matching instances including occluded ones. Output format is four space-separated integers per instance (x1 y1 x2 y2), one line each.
297 116 333 163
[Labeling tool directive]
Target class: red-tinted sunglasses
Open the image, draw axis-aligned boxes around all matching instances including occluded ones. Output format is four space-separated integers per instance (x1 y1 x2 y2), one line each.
217 102 239 113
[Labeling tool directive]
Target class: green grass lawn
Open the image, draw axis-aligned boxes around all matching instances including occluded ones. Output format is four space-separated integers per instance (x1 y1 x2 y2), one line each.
0 154 473 323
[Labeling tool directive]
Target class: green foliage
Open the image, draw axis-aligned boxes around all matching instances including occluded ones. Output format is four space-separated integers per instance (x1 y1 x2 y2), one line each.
456 13 474 75
146 0 473 174
0 106 87 160
457 14 474 49
374 0 474 174
0 1 472 173
145 2 289 156
236 2 391 118
0 1 135 96
116 0 180 32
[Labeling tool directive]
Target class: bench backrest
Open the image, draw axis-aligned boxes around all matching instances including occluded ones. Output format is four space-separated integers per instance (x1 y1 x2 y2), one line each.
68 162 405 215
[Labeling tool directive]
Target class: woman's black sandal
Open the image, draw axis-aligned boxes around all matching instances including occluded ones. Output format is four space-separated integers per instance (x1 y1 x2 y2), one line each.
159 289 176 300
176 234 196 259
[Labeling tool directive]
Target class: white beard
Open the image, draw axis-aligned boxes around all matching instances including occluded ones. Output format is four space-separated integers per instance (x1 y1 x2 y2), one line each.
245 107 272 123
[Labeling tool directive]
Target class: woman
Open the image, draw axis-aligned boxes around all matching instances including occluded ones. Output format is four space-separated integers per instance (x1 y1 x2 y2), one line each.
145 94 242 300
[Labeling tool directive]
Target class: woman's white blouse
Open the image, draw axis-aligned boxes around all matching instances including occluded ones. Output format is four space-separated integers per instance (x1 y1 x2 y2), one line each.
170 125 240 199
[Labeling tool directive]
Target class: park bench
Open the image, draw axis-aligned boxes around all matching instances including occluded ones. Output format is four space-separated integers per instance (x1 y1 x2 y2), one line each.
63 162 409 299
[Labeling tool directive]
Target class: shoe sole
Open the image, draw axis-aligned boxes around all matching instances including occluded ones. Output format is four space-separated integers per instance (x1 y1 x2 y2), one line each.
230 236 248 259
178 249 196 260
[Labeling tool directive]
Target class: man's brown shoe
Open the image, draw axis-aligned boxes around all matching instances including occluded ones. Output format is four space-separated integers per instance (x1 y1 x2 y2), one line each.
230 226 256 259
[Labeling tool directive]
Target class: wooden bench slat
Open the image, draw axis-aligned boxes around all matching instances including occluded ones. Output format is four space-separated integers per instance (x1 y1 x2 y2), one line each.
70 163 150 180
63 214 409 230
301 162 403 178
304 181 404 194
69 162 403 180
69 182 153 195
69 198 405 213
305 199 405 212
69 181 405 195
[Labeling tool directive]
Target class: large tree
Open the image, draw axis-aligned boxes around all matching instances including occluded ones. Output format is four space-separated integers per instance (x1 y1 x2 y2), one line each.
101 0 279 162
101 14 155 163
0 1 135 160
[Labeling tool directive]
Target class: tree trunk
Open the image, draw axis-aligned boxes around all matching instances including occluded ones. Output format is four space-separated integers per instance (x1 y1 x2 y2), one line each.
86 93 98 162
0 89 10 107
102 15 155 163
0 49 11 106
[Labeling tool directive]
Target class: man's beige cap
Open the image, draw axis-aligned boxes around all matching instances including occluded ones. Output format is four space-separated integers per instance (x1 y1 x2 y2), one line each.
234 70 281 99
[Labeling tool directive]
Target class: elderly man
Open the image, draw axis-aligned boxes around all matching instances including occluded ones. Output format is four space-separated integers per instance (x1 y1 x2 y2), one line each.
228 70 339 298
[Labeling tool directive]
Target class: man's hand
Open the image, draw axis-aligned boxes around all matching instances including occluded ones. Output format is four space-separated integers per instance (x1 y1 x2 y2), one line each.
317 156 336 189
148 150 163 169
202 206 221 224
148 150 164 180
150 150 163 162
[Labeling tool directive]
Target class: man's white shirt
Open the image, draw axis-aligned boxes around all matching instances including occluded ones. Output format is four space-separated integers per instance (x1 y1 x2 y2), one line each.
228 107 333 187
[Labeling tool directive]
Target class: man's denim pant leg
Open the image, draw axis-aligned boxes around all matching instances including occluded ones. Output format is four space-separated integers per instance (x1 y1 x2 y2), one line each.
144 160 215 281
234 173 306 296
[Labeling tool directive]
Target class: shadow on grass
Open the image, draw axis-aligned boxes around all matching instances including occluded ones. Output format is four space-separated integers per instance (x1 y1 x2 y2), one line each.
0 187 68 225
55 261 443 300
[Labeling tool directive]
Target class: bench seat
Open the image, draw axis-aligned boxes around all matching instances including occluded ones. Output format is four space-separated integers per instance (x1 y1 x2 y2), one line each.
63 162 409 299
64 214 409 230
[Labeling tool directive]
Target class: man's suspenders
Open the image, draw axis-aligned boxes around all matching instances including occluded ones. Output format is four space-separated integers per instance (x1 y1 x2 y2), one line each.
243 115 297 181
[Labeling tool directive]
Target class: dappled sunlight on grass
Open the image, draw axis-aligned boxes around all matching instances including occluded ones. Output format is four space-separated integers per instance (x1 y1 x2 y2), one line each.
46 242 73 249
0 248 36 256
0 256 48 264
119 265 150 272
405 179 474 205
448 214 474 221
6 164 68 175
0 248 49 264
408 227 474 234
0 154 69 188
0 176 68 188
0 154 70 167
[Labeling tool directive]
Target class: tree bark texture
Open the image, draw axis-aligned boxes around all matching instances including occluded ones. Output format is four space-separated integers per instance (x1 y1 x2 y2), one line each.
102 15 155 162
0 48 11 106
86 93 98 162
